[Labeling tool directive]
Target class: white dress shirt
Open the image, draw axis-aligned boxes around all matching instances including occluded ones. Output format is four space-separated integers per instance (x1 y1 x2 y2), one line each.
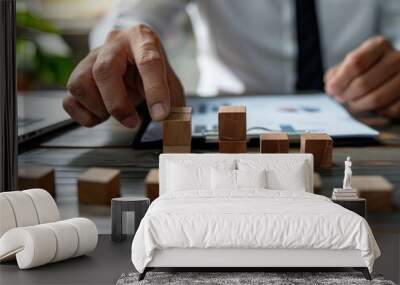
91 0 400 96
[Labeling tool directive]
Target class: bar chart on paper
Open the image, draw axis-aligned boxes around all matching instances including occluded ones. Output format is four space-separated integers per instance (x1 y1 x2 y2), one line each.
140 94 378 143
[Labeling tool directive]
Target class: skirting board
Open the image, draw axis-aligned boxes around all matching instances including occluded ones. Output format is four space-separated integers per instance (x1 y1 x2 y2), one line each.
148 248 366 268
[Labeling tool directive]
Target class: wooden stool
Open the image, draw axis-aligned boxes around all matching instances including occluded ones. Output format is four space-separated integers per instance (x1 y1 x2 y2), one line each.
111 197 150 242
77 168 120 205
18 166 55 196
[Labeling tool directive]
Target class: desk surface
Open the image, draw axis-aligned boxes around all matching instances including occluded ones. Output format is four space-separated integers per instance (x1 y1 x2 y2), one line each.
18 117 400 233
13 116 400 284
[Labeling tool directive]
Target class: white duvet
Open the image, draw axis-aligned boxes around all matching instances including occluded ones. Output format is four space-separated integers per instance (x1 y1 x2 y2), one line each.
131 190 380 273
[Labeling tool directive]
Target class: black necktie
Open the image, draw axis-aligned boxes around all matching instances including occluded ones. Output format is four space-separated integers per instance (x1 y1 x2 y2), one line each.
295 0 324 91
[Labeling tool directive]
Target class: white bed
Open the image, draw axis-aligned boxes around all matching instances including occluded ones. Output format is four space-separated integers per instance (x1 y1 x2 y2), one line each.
131 154 380 280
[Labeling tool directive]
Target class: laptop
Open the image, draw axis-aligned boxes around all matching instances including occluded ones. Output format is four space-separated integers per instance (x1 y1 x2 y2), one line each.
18 91 74 143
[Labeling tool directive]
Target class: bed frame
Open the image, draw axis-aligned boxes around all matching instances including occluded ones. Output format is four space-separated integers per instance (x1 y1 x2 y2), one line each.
138 154 372 281
139 248 371 280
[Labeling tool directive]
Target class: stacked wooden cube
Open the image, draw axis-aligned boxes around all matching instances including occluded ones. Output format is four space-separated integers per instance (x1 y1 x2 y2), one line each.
218 106 247 153
163 107 192 153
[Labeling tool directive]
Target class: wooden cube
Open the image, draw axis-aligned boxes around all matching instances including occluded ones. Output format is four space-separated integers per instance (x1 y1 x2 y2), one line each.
18 166 55 196
218 106 246 141
163 113 192 147
300 133 333 170
219 140 247 153
260 132 289 153
313 172 322 194
163 145 191 153
352 175 393 212
170 106 192 114
145 169 159 202
78 168 120 205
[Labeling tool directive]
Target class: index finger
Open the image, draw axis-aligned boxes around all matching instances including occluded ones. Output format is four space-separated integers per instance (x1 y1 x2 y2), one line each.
128 25 170 121
92 38 140 128
327 37 391 95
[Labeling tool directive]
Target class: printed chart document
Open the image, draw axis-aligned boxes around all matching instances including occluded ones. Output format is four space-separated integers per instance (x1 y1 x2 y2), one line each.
140 94 378 143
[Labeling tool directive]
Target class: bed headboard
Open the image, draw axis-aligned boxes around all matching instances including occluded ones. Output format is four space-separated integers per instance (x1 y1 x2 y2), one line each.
159 153 314 195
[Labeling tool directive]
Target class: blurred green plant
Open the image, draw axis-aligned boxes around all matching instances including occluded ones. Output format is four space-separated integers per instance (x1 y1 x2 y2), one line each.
16 3 73 90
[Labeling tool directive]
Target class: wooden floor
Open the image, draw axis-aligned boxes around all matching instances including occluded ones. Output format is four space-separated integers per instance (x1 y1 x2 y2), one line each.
14 117 400 284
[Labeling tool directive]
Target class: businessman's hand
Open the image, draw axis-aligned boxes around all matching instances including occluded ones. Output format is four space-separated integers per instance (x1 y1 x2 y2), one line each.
325 36 400 119
63 25 185 128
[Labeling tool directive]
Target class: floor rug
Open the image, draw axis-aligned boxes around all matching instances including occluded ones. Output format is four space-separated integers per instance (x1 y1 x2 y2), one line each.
117 271 395 285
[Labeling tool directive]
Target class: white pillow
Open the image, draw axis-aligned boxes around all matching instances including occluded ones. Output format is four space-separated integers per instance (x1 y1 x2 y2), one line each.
238 159 308 191
211 169 267 191
167 163 209 191
166 161 235 192
236 169 267 189
266 164 307 191
211 168 236 190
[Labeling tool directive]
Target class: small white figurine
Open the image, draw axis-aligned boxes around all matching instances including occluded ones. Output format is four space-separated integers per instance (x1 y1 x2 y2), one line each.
343 157 352 190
